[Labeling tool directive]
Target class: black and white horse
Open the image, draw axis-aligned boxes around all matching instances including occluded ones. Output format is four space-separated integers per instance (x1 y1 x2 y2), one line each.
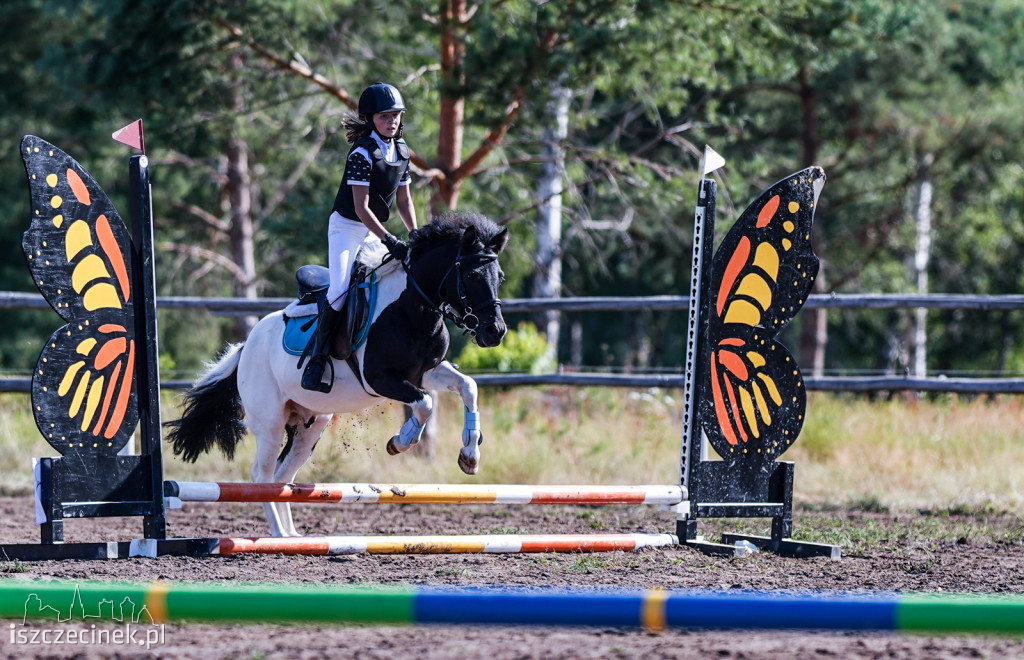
167 212 508 536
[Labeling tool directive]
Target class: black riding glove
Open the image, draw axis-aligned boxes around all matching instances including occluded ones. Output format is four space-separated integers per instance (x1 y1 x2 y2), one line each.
383 234 409 262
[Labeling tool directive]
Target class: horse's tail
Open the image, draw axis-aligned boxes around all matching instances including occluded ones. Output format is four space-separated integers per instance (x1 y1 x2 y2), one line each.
166 342 247 463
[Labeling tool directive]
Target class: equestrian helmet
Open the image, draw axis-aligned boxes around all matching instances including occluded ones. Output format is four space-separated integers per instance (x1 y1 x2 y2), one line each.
358 82 406 116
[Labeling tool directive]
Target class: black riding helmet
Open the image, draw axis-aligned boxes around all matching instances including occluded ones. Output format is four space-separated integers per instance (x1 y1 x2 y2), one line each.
358 82 406 116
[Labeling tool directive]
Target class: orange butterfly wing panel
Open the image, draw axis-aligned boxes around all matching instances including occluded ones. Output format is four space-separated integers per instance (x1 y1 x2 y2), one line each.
700 167 824 463
20 135 139 456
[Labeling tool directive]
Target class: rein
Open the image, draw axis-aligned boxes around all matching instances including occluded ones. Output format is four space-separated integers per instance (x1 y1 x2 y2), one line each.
399 240 501 337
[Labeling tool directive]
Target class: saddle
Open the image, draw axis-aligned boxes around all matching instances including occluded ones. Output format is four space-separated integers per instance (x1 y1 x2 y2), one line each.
283 263 378 361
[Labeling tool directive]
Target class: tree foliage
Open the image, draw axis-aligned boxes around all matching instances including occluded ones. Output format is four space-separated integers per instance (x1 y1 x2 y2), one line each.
1 0 1023 379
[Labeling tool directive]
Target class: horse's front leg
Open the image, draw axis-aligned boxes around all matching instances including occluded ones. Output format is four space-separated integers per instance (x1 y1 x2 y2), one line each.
368 374 432 456
422 360 482 475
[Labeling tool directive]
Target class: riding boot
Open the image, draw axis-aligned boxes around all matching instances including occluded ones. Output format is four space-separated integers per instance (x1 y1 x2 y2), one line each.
301 304 343 392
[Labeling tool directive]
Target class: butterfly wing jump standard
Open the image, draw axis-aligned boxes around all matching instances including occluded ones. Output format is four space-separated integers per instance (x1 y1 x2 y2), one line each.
680 165 839 558
16 135 167 552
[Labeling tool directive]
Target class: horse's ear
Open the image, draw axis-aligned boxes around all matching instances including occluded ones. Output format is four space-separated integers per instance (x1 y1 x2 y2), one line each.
489 227 509 254
461 224 479 249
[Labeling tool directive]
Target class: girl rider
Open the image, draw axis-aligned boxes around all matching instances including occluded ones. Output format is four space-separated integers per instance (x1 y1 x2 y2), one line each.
302 82 417 392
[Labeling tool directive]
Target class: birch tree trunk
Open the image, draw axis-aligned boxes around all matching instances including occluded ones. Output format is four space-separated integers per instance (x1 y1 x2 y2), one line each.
913 154 934 378
533 85 571 362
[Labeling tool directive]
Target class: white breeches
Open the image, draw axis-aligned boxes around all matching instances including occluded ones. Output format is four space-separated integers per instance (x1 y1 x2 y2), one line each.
326 211 378 311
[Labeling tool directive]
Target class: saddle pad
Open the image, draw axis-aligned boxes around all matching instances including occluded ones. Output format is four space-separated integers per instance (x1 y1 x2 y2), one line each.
280 274 379 357
282 313 317 356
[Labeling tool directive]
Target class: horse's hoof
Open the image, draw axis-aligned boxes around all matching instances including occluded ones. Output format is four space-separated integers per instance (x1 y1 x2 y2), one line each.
386 437 400 455
458 452 478 475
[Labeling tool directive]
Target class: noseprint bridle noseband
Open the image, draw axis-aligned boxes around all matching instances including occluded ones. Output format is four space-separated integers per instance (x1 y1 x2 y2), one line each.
398 240 502 338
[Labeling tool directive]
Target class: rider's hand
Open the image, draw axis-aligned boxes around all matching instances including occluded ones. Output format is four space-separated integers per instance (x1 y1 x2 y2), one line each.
383 234 409 262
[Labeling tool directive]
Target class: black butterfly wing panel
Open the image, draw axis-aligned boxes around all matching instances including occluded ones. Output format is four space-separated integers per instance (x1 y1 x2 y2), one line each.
700 167 824 462
21 135 138 456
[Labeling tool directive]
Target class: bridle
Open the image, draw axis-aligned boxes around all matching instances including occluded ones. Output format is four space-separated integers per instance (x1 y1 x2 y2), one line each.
399 239 502 337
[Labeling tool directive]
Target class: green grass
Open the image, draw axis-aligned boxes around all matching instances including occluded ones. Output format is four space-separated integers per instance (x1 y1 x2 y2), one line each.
1 389 1022 514
570 556 609 573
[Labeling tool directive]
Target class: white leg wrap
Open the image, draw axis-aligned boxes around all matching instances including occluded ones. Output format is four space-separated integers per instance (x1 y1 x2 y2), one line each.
395 415 425 451
462 408 480 445
459 407 482 474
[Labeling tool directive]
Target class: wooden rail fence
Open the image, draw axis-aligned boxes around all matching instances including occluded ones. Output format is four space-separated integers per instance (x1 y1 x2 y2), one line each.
2 291 1023 394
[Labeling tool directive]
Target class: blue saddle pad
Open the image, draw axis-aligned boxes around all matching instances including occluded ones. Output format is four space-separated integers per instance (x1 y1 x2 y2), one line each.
281 272 379 357
282 314 317 356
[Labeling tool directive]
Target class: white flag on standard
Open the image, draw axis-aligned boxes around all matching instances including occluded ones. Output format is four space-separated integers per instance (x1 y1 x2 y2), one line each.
701 145 726 177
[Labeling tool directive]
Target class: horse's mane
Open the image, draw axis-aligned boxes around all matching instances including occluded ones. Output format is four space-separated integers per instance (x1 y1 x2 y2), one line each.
409 211 502 254
359 211 499 277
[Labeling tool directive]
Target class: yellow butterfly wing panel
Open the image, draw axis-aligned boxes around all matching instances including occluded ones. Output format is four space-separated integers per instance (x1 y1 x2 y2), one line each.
21 135 138 456
700 167 824 463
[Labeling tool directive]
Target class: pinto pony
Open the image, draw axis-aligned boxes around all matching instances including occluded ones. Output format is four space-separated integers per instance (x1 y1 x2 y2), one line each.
167 212 509 536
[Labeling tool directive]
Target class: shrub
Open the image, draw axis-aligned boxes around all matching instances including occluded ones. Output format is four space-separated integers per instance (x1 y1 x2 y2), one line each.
454 322 554 374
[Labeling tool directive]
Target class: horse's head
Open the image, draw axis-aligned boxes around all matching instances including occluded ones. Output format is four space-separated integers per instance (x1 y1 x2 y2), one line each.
408 213 509 348
452 222 509 347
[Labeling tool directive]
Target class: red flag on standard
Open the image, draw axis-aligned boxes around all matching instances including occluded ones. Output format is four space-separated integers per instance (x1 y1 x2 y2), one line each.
112 119 145 152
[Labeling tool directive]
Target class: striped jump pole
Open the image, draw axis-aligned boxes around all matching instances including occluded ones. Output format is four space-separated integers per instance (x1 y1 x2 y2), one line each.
156 483 689 558
214 533 677 555
130 533 678 557
165 481 686 506
2 581 1024 634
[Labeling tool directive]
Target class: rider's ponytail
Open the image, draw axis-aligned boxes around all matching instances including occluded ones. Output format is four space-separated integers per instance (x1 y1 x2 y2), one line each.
343 114 373 144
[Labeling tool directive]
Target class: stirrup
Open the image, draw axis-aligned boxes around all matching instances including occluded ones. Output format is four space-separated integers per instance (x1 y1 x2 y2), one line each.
301 354 334 393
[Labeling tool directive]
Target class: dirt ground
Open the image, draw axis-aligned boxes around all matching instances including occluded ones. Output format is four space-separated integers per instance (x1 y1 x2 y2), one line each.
0 495 1022 659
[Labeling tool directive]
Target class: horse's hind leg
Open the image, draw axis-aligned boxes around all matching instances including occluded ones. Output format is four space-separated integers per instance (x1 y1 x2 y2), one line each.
248 412 293 537
273 413 332 537
422 360 482 475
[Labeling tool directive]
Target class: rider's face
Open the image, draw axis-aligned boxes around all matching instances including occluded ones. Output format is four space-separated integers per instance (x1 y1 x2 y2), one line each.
373 111 403 139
